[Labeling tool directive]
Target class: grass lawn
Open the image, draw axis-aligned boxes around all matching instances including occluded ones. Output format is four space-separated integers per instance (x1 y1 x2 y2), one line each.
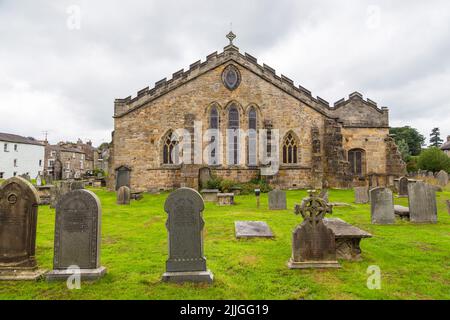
0 187 449 300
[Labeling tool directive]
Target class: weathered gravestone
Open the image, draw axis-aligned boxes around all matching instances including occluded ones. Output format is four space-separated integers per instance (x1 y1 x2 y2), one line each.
288 191 340 269
436 170 449 187
36 175 42 186
162 188 213 283
115 166 131 191
46 189 106 280
354 186 369 204
117 186 131 205
268 189 287 210
70 181 84 191
370 187 395 224
319 188 329 204
198 167 212 190
408 181 437 223
446 200 450 215
235 221 274 239
398 176 409 197
50 181 72 208
0 177 46 280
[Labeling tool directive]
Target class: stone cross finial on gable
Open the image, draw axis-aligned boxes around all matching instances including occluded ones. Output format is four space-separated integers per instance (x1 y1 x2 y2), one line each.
226 31 236 45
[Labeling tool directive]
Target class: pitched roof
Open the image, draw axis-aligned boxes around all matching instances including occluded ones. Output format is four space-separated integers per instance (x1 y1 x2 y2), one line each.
113 44 387 120
0 132 44 146
441 140 450 151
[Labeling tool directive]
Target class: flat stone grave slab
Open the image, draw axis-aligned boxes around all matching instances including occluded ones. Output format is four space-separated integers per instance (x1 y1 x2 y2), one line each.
394 205 410 220
200 189 219 202
235 221 274 239
217 193 234 205
323 218 372 261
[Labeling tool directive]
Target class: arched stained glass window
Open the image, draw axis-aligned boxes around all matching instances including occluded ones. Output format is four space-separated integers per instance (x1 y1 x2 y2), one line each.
228 105 240 165
248 107 257 166
163 131 179 165
282 133 298 164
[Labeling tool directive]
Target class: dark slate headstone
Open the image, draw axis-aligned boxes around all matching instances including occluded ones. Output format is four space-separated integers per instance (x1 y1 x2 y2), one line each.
398 176 409 197
0 177 46 280
162 187 213 283
235 221 274 239
446 200 450 215
268 189 287 210
288 191 340 269
408 182 437 223
117 186 131 205
370 187 395 224
354 186 369 204
46 189 106 280
436 170 449 187
115 166 131 191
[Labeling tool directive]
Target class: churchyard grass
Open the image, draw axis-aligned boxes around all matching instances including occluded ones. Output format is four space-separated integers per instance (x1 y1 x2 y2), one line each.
0 188 449 300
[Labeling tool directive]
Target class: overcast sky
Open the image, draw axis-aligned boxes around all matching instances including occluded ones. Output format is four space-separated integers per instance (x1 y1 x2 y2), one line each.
1 0 449 147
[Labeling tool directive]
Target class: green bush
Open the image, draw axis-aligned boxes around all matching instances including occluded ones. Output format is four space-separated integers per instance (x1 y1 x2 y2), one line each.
417 147 450 173
406 156 419 173
206 176 222 190
219 179 235 193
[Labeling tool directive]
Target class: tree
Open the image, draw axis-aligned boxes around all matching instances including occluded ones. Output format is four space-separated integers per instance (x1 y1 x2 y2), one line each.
429 127 443 147
389 126 425 156
417 147 450 173
396 139 410 161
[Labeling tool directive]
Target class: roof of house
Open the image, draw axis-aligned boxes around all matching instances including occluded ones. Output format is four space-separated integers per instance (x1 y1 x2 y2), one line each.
441 140 450 151
47 144 85 154
0 132 45 146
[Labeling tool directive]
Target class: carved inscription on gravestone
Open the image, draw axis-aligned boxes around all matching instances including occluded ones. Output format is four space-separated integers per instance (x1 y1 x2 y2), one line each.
162 187 213 283
54 190 101 269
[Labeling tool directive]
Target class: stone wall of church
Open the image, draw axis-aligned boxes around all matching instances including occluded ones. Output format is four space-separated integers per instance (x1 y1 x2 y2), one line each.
110 63 326 191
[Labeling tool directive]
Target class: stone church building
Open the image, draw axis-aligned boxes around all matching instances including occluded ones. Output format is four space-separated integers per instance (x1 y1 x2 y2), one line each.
109 33 405 192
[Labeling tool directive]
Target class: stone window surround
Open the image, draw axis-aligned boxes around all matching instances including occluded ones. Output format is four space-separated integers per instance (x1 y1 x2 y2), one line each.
348 148 367 177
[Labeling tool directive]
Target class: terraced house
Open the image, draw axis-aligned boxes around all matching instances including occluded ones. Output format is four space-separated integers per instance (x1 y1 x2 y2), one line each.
109 33 406 192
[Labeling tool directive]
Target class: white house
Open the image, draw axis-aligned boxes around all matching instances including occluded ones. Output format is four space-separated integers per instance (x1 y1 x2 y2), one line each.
0 132 45 179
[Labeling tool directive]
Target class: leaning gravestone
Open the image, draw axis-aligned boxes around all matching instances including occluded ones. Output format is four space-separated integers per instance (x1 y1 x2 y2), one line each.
354 186 369 204
436 170 449 187
398 176 409 197
288 190 340 269
370 187 395 224
0 177 46 280
268 189 287 210
408 181 437 223
117 186 131 205
46 189 106 280
162 188 213 283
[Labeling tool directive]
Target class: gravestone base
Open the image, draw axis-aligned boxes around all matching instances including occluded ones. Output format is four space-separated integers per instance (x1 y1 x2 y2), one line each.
162 270 214 283
0 267 47 281
46 266 106 281
287 259 341 269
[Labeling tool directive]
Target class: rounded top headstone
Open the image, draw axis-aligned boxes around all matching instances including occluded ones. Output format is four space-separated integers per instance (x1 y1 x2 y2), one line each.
0 176 40 204
164 187 204 213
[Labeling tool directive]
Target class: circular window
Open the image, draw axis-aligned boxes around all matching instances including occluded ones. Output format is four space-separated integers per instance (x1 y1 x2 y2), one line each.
222 65 241 91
